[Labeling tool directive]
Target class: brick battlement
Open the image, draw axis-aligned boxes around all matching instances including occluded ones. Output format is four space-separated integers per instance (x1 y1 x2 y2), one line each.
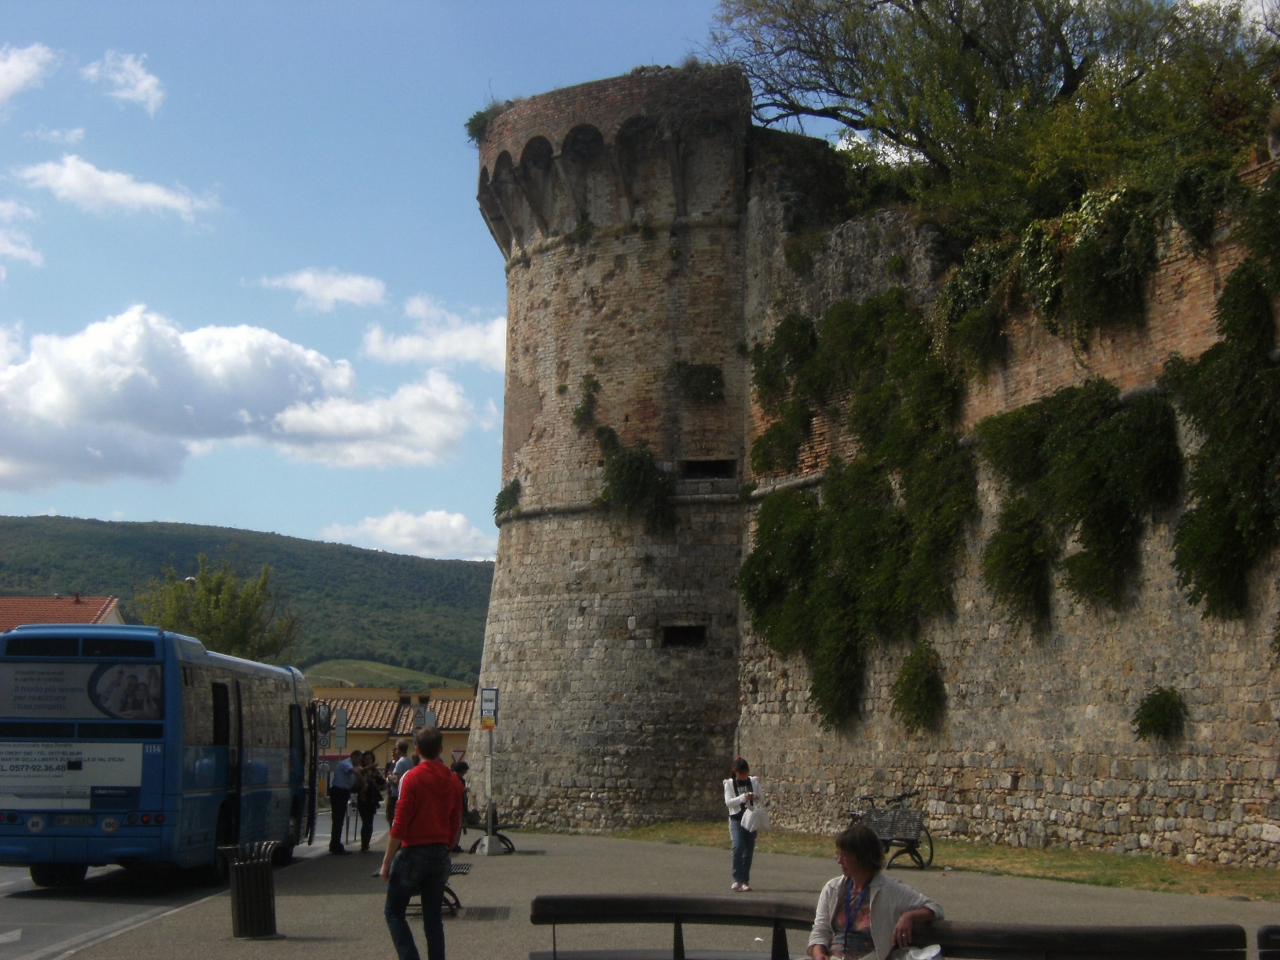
478 65 750 172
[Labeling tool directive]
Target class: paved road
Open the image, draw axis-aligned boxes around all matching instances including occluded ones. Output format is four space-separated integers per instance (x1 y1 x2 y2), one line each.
0 811 357 960
31 829 1280 960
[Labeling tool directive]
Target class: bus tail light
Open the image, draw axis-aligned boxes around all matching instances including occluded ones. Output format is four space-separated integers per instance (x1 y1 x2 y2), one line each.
127 814 138 825
155 813 166 824
140 814 152 825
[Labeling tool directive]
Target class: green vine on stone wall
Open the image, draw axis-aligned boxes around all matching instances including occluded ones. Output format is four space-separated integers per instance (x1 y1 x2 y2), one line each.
976 379 1182 619
1132 686 1190 742
594 426 676 533
1159 172 1280 618
739 291 976 728
572 375 601 433
890 643 947 734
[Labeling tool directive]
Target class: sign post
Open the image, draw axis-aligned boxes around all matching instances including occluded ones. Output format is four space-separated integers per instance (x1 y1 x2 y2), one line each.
477 687 500 856
334 707 348 751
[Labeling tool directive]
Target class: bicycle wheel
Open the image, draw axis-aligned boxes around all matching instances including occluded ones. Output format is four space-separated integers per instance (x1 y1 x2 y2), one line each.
497 831 516 854
918 826 933 868
886 845 914 869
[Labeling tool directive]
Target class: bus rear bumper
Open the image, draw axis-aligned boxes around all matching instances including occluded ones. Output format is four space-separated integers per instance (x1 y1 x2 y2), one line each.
0 836 165 866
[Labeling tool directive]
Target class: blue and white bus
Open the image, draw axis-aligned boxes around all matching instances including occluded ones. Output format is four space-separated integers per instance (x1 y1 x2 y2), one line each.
0 624 316 886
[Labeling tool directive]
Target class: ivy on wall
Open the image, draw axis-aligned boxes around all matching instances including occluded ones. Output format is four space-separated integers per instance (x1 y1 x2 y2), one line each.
739 291 976 727
594 426 676 534
890 643 947 734
1132 687 1190 742
975 379 1182 619
1159 173 1280 618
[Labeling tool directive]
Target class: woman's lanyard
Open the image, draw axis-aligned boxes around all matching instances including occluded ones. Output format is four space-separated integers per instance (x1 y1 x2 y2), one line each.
841 878 870 955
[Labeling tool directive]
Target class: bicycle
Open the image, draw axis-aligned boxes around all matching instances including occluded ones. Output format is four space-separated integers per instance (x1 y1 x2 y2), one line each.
848 790 934 869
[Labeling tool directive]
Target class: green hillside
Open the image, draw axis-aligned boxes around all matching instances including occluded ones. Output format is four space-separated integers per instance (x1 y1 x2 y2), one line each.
0 515 492 683
305 659 468 690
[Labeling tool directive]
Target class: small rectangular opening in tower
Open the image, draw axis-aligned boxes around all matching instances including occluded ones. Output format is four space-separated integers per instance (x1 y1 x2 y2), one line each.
661 625 708 647
680 459 736 480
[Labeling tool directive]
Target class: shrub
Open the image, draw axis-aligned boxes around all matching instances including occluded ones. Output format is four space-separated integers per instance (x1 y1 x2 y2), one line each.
465 101 508 145
1132 687 1189 742
890 643 947 733
493 479 521 519
980 496 1056 627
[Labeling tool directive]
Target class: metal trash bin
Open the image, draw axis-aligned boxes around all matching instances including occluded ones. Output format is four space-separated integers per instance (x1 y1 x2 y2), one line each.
219 841 280 938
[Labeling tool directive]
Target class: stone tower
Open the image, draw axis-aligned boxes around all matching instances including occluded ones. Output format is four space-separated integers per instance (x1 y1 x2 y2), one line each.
468 66 752 828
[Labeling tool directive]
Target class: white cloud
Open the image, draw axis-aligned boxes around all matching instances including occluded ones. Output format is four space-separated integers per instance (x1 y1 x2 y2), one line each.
0 201 41 270
273 370 472 467
0 228 41 268
18 155 212 221
0 201 36 221
24 126 84 144
262 269 386 312
323 509 497 561
0 44 56 106
82 51 164 116
363 295 505 371
0 305 479 489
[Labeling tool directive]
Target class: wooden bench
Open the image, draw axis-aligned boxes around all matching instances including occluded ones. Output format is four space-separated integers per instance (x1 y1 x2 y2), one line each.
529 894 1247 960
530 894 812 960
917 919 1246 960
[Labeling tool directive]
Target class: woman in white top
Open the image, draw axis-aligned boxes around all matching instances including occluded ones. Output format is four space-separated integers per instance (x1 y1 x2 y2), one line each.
723 757 762 891
808 823 942 960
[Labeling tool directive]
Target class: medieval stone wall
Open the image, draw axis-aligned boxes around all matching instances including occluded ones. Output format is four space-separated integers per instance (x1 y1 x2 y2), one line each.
735 156 1280 866
469 63 1280 863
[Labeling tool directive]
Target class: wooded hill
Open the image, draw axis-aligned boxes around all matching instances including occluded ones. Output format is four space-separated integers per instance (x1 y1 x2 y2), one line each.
0 515 492 683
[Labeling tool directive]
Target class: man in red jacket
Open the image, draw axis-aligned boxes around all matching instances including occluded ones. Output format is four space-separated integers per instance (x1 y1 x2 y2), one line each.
380 726 464 960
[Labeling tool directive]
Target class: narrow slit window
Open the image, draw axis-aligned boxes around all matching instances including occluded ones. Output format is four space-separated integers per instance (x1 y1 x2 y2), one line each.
680 460 736 480
661 625 707 647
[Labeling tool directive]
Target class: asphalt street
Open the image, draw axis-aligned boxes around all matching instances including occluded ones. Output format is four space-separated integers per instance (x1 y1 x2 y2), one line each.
3 818 1280 960
0 810 351 960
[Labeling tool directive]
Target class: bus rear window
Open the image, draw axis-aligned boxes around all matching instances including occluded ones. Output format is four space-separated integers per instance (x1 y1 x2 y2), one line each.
5 637 78 657
79 722 163 739
82 638 156 659
0 721 76 737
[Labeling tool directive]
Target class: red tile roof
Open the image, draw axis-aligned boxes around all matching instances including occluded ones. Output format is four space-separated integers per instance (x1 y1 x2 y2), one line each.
0 596 121 633
393 697 474 734
316 697 400 731
314 695 475 735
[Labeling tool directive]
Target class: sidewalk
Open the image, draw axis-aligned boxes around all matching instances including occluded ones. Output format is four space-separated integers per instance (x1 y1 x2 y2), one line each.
66 830 1280 960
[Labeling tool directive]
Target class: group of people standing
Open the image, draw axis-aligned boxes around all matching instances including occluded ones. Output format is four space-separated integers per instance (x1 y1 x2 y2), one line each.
326 730 468 960
326 748 387 854
726 757 942 960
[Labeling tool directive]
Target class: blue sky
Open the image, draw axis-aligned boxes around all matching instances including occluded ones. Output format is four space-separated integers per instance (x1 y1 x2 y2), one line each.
0 1 721 561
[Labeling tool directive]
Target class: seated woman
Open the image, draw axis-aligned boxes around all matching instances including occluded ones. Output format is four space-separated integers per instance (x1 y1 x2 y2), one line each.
808 824 942 960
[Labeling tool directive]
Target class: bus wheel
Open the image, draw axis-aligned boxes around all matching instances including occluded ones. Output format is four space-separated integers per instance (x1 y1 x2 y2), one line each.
30 863 88 887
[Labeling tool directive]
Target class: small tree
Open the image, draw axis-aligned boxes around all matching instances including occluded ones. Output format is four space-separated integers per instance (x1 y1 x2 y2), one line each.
133 555 300 663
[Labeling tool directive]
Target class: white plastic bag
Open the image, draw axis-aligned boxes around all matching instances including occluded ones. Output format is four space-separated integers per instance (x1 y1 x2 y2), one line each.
741 802 770 833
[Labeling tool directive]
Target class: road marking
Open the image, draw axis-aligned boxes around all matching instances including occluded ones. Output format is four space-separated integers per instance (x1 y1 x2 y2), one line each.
9 893 217 960
0 929 20 943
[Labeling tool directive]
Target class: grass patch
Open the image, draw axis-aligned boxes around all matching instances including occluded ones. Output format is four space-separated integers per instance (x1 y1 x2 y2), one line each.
304 659 469 690
607 820 1280 902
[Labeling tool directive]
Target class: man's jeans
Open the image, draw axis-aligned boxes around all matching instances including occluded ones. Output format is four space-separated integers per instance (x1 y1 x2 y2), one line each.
385 843 451 960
